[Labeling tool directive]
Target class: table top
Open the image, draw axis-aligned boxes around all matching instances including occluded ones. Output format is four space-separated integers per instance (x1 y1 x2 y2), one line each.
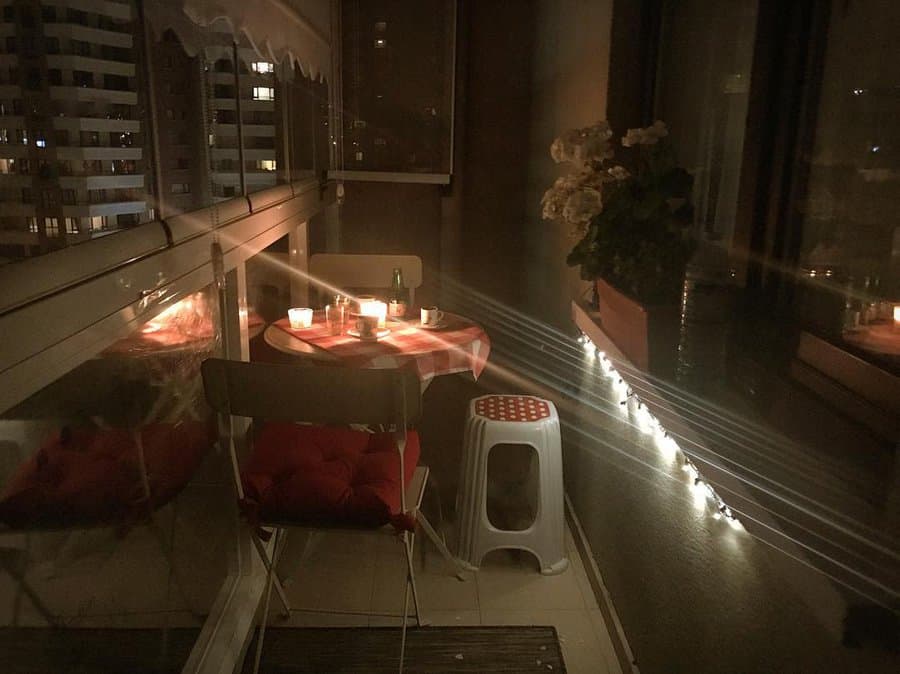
263 310 491 385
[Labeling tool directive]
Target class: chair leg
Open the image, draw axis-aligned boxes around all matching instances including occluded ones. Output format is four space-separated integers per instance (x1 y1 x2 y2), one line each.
251 533 291 618
404 531 422 627
398 528 422 674
253 527 282 674
417 510 468 581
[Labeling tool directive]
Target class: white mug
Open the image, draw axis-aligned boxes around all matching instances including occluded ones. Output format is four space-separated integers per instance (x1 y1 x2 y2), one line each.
420 306 444 326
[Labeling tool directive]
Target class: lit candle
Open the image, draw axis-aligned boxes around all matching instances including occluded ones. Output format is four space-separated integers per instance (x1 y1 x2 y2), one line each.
894 304 900 328
288 307 313 329
359 299 387 328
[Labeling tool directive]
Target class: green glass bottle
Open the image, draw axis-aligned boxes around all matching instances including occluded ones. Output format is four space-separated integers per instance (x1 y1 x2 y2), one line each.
389 267 409 318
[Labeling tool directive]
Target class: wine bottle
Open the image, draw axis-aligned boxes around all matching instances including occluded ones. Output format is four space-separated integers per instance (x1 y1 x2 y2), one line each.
389 267 409 318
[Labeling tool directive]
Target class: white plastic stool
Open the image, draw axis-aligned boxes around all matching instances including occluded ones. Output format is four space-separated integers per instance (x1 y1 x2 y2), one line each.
456 395 569 575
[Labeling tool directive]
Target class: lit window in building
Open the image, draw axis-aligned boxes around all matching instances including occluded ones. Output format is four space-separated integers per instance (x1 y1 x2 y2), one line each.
90 216 104 231
44 217 59 236
0 158 12 174
374 37 387 48
36 139 46 148
26 217 38 233
252 86 275 101
171 183 190 194
251 62 274 74
0 129 7 144
256 159 276 171
64 217 78 234
16 129 27 145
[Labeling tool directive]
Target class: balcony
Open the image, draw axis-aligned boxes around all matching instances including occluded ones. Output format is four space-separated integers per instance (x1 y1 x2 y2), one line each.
42 0 133 22
56 145 142 161
49 85 138 106
51 116 141 133
1 1 897 673
58 173 144 190
60 200 146 217
45 54 135 77
43 23 133 49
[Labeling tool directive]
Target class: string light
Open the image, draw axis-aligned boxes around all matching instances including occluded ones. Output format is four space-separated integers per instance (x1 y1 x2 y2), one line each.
581 331 743 530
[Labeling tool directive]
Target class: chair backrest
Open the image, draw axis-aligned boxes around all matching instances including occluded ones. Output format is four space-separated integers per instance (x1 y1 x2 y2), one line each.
308 254 423 305
201 358 422 427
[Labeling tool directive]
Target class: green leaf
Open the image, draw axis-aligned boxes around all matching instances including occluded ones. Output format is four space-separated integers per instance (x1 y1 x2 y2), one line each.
658 167 693 199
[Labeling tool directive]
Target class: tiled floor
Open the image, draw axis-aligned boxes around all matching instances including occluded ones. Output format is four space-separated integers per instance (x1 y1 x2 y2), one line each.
270 523 623 674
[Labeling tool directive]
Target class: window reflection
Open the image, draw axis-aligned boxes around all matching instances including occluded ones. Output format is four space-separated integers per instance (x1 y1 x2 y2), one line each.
0 287 231 668
793 0 899 369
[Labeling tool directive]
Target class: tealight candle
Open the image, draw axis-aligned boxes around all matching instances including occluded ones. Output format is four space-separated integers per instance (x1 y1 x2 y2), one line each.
374 301 387 328
359 299 387 328
894 304 900 329
288 307 313 329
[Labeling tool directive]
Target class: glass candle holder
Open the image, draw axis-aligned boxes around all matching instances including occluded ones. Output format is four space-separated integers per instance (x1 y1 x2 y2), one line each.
325 303 346 335
288 307 313 329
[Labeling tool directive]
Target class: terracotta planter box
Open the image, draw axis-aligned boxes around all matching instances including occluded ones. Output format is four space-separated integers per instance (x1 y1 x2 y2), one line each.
595 278 680 375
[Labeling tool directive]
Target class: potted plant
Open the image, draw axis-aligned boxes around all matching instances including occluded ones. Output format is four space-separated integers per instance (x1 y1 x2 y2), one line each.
542 120 695 372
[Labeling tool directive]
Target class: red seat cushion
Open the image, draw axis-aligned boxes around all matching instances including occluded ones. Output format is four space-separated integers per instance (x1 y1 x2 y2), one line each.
0 422 211 529
241 423 420 528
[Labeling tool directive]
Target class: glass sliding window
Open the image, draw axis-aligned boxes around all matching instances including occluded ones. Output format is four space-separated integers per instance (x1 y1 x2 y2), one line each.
0 286 235 670
237 39 282 196
0 0 156 261
341 0 455 176
288 62 330 182
655 0 758 249
146 25 221 216
789 0 899 371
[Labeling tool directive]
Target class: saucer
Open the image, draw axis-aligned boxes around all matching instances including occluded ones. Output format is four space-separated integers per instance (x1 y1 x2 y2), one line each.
417 319 446 331
348 327 390 340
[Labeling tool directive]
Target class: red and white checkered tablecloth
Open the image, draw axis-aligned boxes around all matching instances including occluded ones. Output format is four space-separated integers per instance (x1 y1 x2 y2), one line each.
266 311 491 386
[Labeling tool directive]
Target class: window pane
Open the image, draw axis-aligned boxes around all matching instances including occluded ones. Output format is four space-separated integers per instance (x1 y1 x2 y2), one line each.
655 0 758 246
149 27 220 214
792 0 900 370
238 40 282 196
341 0 454 174
0 0 156 261
0 287 234 668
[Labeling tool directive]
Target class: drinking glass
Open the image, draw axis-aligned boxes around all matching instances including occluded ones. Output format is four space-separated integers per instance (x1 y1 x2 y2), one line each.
325 303 346 335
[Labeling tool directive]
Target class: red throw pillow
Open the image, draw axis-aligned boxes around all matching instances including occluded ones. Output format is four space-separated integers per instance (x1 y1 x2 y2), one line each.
241 423 420 528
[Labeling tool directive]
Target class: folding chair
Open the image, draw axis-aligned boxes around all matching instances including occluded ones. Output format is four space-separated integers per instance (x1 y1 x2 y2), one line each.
201 358 428 674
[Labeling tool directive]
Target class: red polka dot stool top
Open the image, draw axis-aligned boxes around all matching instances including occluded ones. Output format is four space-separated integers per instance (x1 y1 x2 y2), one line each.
473 395 552 422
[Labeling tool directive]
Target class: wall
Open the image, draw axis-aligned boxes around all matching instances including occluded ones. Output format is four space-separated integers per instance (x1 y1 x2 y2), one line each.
521 0 614 330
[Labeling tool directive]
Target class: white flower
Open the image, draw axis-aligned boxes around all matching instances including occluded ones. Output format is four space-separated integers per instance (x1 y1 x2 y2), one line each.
550 122 615 164
563 188 603 224
649 120 668 138
622 121 669 147
607 165 630 181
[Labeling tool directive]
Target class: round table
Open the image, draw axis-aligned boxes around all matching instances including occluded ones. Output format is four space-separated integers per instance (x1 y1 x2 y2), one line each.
263 310 491 388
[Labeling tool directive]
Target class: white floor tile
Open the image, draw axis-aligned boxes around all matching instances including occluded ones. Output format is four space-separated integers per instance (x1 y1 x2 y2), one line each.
588 609 624 674
475 549 587 611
